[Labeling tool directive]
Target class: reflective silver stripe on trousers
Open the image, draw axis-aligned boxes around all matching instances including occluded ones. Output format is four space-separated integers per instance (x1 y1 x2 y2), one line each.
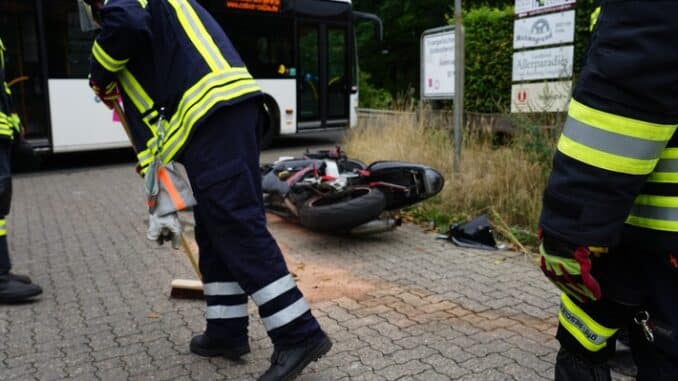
630 205 678 220
206 304 249 319
251 274 297 306
563 117 667 160
262 298 310 331
203 282 245 296
654 159 678 173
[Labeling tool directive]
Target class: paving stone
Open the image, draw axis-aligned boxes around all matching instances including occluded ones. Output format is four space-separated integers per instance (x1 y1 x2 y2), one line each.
0 162 638 380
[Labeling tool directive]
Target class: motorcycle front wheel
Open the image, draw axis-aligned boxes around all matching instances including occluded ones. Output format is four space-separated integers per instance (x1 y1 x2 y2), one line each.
298 186 386 232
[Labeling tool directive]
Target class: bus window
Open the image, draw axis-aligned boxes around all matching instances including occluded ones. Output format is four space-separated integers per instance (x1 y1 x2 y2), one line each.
298 24 320 124
0 0 47 139
216 13 293 79
44 0 97 79
327 27 347 120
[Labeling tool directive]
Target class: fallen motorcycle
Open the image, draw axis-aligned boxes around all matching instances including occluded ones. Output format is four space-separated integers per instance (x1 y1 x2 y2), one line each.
261 147 444 235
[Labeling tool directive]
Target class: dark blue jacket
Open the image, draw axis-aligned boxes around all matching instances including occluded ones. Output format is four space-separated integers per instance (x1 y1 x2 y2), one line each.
0 37 20 139
89 0 261 173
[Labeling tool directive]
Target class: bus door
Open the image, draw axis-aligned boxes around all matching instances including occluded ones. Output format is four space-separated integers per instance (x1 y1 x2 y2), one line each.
0 0 49 144
297 22 349 130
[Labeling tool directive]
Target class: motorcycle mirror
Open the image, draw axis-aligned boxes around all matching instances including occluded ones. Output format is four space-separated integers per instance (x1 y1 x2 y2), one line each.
77 0 100 32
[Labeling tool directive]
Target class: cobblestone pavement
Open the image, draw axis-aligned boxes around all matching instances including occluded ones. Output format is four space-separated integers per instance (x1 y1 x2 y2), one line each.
1 163 635 380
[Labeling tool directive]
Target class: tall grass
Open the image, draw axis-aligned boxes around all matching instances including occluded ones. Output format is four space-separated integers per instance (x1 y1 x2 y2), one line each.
343 110 557 245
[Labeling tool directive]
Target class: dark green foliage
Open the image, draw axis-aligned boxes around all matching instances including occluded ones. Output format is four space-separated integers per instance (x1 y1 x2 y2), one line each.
353 0 598 113
358 70 394 108
353 0 451 97
462 6 514 113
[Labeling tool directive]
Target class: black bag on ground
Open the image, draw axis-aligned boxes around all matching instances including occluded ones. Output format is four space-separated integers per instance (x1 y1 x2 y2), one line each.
446 215 497 250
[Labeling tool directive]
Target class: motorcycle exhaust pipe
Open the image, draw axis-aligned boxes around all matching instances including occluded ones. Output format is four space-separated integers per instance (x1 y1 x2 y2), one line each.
349 218 402 235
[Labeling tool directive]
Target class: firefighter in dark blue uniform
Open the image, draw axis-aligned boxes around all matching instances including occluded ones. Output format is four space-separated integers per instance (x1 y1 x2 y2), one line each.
0 36 42 303
538 1 678 379
83 1 331 380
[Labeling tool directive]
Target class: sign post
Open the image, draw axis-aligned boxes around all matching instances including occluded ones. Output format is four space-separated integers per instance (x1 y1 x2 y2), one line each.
453 0 464 174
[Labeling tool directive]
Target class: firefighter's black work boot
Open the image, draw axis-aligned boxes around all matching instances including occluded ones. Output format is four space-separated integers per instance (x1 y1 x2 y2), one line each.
8 272 32 284
0 272 42 303
189 334 250 360
258 332 332 381
555 347 612 381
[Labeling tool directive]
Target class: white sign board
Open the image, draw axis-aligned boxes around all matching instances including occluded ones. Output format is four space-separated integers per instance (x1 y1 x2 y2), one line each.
512 45 574 81
514 10 575 49
421 28 455 99
515 0 576 16
511 81 572 113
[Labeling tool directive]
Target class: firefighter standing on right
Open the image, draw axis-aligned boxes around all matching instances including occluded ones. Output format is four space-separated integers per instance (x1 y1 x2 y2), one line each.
538 1 678 380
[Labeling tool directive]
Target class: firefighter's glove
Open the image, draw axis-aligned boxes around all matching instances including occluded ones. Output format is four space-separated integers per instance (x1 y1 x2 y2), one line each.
144 160 196 249
539 241 604 303
90 80 119 109
147 212 182 249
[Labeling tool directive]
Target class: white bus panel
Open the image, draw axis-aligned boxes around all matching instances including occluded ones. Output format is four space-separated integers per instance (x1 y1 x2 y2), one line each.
48 79 129 153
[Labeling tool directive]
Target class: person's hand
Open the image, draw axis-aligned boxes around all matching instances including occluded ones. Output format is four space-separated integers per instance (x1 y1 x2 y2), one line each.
147 212 182 249
90 80 119 109
540 239 604 303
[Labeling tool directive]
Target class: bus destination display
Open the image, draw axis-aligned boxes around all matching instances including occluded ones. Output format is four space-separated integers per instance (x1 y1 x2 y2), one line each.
226 0 281 12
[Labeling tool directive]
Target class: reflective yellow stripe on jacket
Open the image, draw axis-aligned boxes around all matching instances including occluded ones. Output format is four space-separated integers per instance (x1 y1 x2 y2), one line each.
0 219 7 237
557 99 677 175
105 0 260 172
627 145 678 231
0 113 13 137
167 0 230 71
590 6 601 31
143 0 259 164
92 41 129 72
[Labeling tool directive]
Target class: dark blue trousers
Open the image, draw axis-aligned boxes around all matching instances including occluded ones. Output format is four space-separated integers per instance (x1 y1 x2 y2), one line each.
178 98 321 349
556 230 678 380
0 139 11 273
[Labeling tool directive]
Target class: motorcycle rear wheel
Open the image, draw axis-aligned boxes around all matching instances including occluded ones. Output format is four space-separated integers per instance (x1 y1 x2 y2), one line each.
298 186 386 231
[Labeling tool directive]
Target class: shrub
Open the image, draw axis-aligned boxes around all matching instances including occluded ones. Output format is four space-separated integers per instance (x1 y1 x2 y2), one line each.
462 6 514 113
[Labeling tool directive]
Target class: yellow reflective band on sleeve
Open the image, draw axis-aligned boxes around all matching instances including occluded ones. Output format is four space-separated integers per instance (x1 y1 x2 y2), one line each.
558 293 617 352
138 0 148 7
648 172 678 182
569 100 677 141
634 195 678 208
0 219 6 237
167 0 229 71
558 100 677 175
626 216 678 232
92 41 129 72
590 6 601 31
558 134 660 175
568 99 678 142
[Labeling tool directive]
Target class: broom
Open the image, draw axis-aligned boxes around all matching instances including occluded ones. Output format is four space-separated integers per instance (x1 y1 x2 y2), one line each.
112 101 204 299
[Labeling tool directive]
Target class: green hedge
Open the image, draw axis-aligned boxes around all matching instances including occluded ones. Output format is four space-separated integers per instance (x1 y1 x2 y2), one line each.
460 1 597 113
462 6 514 113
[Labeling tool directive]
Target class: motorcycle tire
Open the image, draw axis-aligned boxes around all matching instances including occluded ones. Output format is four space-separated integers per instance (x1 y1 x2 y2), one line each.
298 186 386 232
